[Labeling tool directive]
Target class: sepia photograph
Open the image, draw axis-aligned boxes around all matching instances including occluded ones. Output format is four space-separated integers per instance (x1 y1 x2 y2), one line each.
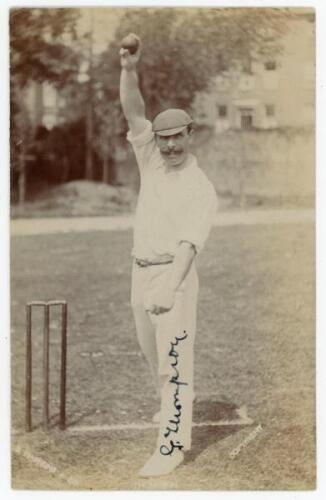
8 4 316 491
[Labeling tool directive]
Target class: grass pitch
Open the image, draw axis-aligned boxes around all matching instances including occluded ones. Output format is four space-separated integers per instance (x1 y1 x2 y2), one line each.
11 222 315 490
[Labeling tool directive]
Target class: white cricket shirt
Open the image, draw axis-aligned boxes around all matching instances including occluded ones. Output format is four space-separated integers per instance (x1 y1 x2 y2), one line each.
127 120 218 260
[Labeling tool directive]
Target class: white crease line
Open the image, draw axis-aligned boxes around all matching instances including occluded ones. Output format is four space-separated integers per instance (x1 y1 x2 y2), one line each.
68 418 254 433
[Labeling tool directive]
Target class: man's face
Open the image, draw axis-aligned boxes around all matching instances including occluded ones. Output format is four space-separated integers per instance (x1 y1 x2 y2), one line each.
155 128 193 168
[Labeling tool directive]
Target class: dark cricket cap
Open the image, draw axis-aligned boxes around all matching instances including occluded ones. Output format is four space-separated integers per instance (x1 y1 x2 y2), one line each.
152 108 193 136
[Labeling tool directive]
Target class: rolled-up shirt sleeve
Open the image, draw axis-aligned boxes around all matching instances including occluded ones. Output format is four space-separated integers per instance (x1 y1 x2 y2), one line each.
126 120 158 172
179 181 218 254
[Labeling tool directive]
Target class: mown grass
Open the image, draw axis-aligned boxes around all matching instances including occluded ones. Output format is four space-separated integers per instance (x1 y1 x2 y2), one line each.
11 223 315 490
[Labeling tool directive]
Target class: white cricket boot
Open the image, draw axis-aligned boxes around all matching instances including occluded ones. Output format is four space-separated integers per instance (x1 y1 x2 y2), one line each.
138 448 184 478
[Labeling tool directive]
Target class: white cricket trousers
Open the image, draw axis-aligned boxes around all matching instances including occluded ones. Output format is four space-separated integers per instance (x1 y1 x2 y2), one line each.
131 258 199 453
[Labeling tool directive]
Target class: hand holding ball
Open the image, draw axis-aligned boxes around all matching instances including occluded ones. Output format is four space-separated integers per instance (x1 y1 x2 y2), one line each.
119 33 141 69
121 33 140 55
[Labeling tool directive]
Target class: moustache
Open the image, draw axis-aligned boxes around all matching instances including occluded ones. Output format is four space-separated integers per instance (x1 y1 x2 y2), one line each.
161 149 183 156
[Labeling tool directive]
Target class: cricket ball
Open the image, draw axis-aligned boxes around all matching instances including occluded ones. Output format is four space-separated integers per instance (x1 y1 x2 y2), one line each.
121 34 139 55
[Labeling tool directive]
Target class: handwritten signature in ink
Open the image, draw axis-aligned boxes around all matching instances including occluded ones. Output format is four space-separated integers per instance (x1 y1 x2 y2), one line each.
160 330 188 456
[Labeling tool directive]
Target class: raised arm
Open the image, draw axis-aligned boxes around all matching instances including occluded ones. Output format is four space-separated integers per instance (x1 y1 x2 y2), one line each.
119 34 147 137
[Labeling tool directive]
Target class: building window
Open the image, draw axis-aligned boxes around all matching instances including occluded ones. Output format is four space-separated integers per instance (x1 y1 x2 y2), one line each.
265 104 275 117
241 115 253 129
218 105 227 118
264 60 276 71
239 108 254 129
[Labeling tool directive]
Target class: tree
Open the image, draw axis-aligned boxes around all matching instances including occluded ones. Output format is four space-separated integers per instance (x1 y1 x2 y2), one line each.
83 7 296 195
10 7 299 198
103 7 295 119
10 8 80 202
10 8 80 87
92 98 124 184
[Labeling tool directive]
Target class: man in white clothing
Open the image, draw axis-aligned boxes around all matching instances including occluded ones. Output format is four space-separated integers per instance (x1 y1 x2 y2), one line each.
119 34 218 477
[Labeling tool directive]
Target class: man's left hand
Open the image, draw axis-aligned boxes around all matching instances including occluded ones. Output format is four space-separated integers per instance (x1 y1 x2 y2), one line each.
146 288 176 315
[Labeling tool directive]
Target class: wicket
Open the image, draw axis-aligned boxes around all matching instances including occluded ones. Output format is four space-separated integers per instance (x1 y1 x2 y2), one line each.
25 300 68 432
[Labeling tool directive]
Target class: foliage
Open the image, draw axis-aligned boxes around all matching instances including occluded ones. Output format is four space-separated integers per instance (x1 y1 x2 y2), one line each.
83 7 296 186
10 8 81 199
10 8 80 88
104 7 294 118
10 7 298 195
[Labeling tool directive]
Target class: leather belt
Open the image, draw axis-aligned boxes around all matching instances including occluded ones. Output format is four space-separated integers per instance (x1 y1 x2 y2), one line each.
135 256 174 267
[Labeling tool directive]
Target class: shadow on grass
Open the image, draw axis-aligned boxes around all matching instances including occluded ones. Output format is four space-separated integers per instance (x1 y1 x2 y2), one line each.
184 399 251 464
193 399 240 422
185 425 243 464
